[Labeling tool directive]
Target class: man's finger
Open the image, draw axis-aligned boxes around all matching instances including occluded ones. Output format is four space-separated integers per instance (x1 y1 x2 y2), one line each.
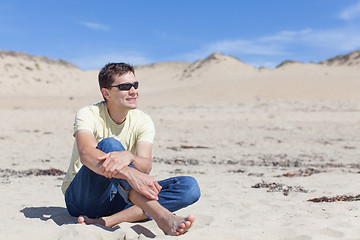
103 167 110 178
101 156 114 169
155 182 162 192
149 184 161 197
109 168 120 179
135 184 158 200
145 190 158 200
97 153 109 161
104 160 116 175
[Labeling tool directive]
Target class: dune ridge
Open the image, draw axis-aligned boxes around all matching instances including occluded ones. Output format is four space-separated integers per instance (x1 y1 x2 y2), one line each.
319 50 360 67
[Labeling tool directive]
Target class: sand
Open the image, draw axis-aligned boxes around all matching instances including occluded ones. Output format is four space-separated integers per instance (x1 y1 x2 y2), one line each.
1 50 360 239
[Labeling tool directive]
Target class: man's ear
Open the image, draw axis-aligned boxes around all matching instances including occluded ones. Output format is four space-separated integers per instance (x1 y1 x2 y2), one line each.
101 88 110 100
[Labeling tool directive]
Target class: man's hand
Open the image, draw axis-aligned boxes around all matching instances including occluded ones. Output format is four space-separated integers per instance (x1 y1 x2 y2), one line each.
125 168 162 200
97 151 134 178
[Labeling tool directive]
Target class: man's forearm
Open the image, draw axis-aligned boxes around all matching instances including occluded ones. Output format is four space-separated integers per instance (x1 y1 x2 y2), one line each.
78 147 107 176
114 165 134 180
131 154 152 174
79 146 136 181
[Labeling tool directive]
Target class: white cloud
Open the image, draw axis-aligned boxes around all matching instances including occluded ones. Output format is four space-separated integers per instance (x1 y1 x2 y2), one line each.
79 22 110 31
71 52 153 70
339 1 360 20
179 37 289 62
178 30 306 62
206 39 287 55
259 29 312 42
294 27 360 52
179 26 360 63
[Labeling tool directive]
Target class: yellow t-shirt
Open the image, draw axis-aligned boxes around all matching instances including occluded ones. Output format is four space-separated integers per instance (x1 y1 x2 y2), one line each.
61 101 155 194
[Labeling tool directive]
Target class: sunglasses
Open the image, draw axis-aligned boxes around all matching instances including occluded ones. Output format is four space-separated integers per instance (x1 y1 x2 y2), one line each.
108 81 139 91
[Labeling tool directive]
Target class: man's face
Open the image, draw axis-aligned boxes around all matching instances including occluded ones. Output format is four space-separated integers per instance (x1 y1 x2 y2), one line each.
105 72 139 110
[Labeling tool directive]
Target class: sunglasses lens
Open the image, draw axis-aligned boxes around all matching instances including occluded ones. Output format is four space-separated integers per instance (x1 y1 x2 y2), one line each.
116 82 139 91
118 84 132 91
133 82 139 89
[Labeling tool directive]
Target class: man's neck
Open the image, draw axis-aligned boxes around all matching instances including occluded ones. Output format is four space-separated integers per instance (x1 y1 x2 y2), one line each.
106 103 129 125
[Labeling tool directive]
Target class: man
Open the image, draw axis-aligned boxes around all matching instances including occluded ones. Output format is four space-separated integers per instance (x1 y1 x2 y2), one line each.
61 63 200 236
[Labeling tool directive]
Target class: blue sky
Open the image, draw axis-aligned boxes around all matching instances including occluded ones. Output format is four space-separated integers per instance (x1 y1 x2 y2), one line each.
1 0 360 69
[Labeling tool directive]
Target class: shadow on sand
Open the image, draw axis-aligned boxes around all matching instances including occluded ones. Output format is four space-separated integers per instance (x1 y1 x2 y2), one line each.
20 206 76 226
20 206 157 237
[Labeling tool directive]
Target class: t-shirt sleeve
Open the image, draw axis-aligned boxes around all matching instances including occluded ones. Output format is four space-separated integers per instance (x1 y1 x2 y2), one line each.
137 113 155 143
73 107 95 136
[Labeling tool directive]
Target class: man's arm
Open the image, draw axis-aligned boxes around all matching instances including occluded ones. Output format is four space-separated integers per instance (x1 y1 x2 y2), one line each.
132 141 153 173
76 130 161 200
98 141 153 176
75 130 111 175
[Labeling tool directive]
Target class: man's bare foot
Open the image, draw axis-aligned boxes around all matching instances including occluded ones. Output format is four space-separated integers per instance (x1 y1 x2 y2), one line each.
157 214 195 236
78 216 106 226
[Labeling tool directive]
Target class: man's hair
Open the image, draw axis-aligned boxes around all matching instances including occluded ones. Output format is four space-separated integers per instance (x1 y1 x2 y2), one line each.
98 62 135 89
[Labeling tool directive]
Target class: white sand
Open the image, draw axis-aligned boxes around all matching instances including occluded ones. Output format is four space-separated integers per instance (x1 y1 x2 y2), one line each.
1 50 360 239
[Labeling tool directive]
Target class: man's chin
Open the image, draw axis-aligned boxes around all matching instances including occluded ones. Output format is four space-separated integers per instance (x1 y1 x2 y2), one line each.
125 100 137 109
127 104 137 109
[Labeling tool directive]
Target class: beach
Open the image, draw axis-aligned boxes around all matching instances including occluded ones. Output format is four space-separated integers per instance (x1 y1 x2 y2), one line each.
1 50 360 239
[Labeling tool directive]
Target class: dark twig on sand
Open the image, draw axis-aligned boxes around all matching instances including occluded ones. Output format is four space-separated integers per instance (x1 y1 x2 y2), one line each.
252 180 309 196
274 168 321 177
0 168 65 178
308 195 360 202
167 145 210 151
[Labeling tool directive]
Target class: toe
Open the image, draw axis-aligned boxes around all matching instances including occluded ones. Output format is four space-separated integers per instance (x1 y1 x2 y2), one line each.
180 222 186 229
77 216 85 224
187 214 196 223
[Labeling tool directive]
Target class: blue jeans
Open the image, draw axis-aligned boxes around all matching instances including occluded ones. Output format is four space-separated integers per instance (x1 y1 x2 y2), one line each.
65 138 201 219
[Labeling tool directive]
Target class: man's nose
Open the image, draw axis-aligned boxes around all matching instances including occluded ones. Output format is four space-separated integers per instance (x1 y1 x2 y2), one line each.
129 86 137 94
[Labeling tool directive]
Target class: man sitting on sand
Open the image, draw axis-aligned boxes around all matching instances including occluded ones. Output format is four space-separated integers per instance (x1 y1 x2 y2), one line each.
61 62 200 236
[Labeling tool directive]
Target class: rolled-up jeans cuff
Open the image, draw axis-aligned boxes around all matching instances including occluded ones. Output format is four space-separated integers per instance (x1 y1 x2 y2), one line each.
118 180 131 204
144 211 152 220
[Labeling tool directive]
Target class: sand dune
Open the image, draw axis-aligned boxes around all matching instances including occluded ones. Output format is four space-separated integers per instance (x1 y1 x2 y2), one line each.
1 49 360 105
319 50 360 67
1 49 360 239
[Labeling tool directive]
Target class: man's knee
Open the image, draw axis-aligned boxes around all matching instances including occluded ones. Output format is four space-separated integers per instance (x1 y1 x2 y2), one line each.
181 176 201 206
97 138 125 153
